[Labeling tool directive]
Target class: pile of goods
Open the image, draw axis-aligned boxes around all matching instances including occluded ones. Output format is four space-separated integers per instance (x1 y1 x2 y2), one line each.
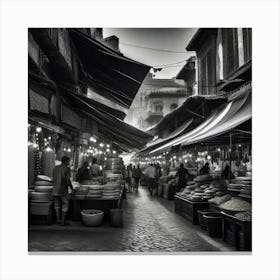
234 209 252 221
87 185 103 199
219 197 251 213
41 148 55 178
106 157 124 175
102 183 121 199
208 194 232 205
228 176 252 199
30 175 53 202
177 176 229 202
74 186 89 199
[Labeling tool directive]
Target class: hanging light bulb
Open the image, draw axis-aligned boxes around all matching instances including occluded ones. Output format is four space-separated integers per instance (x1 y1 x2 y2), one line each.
113 150 116 154
63 148 66 151
46 147 52 152
106 148 110 153
106 144 110 148
90 137 97 143
33 143 38 148
99 143 104 148
36 127 42 133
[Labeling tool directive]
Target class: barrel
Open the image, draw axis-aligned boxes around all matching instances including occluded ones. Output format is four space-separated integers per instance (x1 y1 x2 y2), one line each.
110 209 123 227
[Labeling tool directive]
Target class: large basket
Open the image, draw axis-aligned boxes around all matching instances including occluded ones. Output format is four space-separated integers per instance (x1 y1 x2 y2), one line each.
197 209 218 230
81 209 104 226
204 213 223 238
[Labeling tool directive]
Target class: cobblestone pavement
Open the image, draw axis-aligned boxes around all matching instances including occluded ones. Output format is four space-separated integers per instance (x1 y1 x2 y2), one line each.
28 186 234 252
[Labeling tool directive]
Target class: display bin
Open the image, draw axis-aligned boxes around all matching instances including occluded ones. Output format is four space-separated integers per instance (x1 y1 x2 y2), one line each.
221 211 252 251
204 213 223 238
174 195 209 225
197 209 218 230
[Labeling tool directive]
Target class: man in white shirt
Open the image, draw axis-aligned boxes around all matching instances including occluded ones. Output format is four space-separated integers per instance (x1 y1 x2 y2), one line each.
144 163 157 196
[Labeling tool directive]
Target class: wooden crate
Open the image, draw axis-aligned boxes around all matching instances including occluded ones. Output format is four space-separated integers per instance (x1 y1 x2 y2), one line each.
221 211 252 251
174 195 209 225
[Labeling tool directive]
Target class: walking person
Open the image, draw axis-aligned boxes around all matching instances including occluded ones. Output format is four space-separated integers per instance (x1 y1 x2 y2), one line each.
127 164 133 192
176 163 190 192
144 163 156 196
134 164 142 192
52 156 74 226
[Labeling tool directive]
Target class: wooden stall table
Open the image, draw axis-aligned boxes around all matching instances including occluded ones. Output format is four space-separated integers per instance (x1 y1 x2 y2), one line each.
174 195 209 225
69 189 123 221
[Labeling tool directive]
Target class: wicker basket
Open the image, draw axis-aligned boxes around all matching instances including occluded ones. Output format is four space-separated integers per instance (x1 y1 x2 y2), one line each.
197 209 218 230
204 213 223 238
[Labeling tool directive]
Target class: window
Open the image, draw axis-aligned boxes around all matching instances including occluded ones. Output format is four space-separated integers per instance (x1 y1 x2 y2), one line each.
153 102 163 112
170 103 178 111
243 28 252 63
222 28 239 76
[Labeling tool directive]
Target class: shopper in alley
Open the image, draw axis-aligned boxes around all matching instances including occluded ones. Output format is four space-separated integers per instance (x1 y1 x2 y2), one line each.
144 163 157 196
176 163 191 192
52 156 74 226
133 164 142 191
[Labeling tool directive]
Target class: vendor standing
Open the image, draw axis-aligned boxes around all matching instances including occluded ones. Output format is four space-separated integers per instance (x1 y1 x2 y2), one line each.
90 158 101 177
176 163 190 192
77 161 92 182
52 156 74 226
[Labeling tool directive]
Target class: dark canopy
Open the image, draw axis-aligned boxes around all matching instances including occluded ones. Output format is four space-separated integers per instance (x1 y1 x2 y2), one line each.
63 92 152 150
69 29 151 108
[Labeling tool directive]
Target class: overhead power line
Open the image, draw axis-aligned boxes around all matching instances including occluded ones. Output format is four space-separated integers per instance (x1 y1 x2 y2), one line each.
119 42 187 54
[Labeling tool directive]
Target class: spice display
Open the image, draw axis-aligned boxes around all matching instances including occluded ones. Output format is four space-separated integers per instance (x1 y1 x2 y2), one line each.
234 210 252 221
219 197 251 212
208 194 232 205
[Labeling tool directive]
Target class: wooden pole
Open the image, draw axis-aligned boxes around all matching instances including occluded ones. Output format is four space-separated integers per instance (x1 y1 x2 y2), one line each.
229 132 232 182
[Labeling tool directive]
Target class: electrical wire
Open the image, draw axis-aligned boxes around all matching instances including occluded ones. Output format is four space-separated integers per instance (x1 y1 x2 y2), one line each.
119 42 187 54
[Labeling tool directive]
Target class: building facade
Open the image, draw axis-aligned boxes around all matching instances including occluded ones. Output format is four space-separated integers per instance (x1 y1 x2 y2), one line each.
186 28 252 96
125 72 195 130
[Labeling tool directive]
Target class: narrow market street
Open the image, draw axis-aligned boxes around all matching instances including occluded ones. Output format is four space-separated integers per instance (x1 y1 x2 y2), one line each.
29 186 233 252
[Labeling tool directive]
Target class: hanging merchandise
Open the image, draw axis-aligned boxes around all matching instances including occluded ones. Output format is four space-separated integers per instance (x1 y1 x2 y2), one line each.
41 148 56 177
28 145 37 186
35 149 42 177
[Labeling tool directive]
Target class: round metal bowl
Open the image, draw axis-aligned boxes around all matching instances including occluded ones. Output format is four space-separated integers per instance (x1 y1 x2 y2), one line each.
81 209 104 226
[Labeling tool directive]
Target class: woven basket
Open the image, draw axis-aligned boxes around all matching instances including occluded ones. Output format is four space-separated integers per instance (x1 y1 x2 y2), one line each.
204 213 223 238
197 209 217 230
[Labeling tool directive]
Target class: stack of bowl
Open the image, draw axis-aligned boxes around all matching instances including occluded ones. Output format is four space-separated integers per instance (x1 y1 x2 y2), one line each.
30 176 54 202
74 186 89 199
87 185 103 199
102 183 121 199
106 157 124 174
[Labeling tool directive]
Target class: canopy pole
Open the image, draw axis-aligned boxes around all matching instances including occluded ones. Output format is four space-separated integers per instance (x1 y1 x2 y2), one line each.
229 131 233 182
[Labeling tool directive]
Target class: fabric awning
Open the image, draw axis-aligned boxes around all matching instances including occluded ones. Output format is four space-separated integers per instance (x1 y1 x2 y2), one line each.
149 94 227 135
69 29 151 108
138 119 193 156
150 87 251 153
63 92 152 150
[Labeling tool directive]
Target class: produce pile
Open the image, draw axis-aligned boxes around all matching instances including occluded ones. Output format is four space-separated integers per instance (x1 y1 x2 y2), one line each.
234 210 252 221
75 182 122 199
177 176 229 202
228 176 252 199
219 197 251 212
208 194 232 205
